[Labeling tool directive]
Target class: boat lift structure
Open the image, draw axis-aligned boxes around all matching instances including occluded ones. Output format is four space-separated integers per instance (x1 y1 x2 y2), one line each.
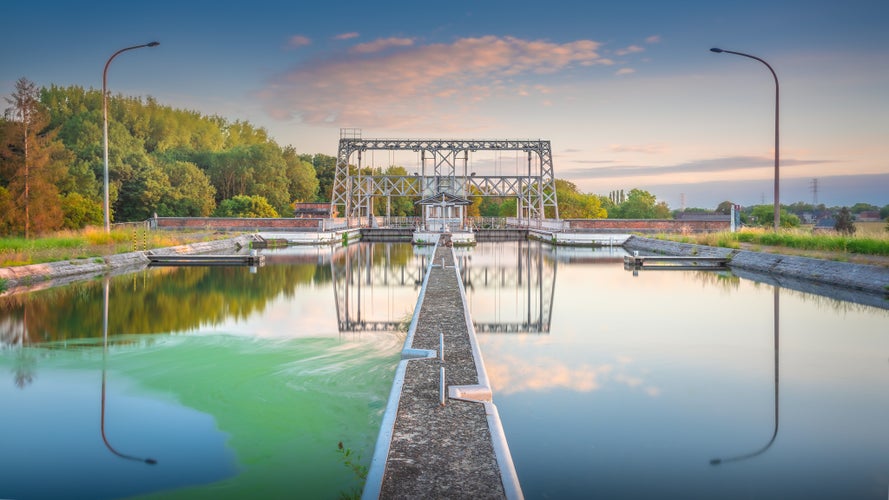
329 129 560 229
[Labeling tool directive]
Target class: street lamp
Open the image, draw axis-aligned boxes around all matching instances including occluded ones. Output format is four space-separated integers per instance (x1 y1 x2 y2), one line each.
103 42 160 233
710 47 780 230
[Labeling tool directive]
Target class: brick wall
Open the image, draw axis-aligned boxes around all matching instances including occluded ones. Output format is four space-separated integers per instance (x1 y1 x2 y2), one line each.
155 217 322 231
566 218 731 233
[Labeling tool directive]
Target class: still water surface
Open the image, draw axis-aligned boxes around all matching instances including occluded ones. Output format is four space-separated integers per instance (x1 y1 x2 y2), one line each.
470 242 889 499
0 244 417 499
1 241 887 499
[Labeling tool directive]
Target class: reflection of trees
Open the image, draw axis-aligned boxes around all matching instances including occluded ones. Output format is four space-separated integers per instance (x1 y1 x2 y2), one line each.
0 261 327 345
689 271 741 291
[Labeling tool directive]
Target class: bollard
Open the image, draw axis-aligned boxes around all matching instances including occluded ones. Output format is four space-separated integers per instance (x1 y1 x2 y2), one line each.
440 366 446 406
439 332 446 406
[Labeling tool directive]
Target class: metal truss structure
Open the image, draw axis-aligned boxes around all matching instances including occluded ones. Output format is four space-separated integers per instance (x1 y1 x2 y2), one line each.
330 129 560 224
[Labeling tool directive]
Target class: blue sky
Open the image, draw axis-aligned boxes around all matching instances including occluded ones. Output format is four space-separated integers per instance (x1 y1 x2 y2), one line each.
2 0 887 209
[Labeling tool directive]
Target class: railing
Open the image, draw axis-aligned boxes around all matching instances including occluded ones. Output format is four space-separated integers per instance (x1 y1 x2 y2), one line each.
506 217 568 231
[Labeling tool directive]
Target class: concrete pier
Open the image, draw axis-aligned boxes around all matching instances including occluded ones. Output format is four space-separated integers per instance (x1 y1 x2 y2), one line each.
364 235 521 499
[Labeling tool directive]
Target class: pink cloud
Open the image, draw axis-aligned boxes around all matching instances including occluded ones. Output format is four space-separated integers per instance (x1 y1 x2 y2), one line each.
645 35 662 44
615 67 636 76
351 37 415 54
615 45 644 56
334 32 360 41
261 35 609 129
287 35 311 49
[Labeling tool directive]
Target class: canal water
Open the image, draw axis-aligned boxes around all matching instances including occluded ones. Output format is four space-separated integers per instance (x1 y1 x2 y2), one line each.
1 241 887 499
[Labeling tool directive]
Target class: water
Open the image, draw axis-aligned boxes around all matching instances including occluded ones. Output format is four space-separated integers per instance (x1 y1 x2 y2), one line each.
2 240 887 499
471 242 889 499
0 244 416 500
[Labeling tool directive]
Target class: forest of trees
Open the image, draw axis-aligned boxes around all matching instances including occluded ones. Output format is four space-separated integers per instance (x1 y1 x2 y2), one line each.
3 79 885 237
1 79 319 235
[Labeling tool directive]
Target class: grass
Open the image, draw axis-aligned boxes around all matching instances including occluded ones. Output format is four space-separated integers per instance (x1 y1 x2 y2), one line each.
0 227 236 267
656 224 889 259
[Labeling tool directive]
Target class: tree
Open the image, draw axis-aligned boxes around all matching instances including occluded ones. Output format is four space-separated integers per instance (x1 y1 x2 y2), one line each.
2 78 67 237
834 207 856 235
60 192 102 229
617 189 662 219
849 202 877 215
214 195 279 218
553 179 606 218
750 205 800 228
307 153 337 202
716 201 735 215
283 146 319 203
154 160 216 216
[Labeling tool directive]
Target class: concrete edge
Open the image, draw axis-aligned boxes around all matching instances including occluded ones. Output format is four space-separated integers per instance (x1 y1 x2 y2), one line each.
623 235 889 297
361 238 441 500
1 236 252 293
484 401 524 500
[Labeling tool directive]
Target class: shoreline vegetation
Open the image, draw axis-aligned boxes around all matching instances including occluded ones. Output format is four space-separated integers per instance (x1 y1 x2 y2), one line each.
2 224 888 294
655 223 889 267
0 227 235 268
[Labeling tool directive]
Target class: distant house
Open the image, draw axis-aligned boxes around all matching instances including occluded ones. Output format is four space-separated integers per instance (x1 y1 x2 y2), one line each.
293 203 335 218
813 217 836 232
856 211 882 222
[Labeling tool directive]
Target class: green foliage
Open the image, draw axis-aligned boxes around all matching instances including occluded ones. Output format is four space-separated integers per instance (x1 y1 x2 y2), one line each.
154 160 216 216
608 188 668 219
749 205 800 228
551 179 606 219
60 192 103 229
214 195 279 218
336 441 368 499
0 84 318 231
834 207 856 235
716 201 735 215
663 229 889 257
283 146 319 203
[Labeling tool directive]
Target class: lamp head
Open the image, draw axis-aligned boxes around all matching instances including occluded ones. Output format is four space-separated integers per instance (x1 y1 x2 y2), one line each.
147 41 160 47
710 48 724 53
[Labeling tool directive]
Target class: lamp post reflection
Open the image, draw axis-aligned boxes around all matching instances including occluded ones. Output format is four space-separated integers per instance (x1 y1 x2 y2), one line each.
101 277 157 465
710 286 779 465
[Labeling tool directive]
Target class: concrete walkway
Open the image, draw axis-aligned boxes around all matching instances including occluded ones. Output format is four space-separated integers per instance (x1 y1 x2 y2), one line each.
365 235 521 499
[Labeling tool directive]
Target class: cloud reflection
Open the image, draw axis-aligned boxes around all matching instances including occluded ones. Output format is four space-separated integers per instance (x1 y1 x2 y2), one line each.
486 352 659 396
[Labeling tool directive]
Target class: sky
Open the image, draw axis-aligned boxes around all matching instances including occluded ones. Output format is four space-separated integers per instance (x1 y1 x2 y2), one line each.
2 0 887 210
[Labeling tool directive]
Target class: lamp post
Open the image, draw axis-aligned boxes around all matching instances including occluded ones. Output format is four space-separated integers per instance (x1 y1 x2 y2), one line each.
103 42 160 233
710 47 780 230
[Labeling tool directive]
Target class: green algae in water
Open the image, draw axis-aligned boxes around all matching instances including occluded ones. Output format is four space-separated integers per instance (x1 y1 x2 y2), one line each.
129 334 399 499
1 333 400 500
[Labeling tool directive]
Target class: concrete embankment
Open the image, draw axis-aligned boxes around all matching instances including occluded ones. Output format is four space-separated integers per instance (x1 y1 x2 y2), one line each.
0 235 252 292
365 235 521 499
624 235 889 300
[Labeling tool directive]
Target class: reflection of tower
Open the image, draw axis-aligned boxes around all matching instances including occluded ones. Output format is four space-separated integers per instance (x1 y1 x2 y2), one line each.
461 239 557 334
711 286 779 465
330 241 557 334
331 243 428 332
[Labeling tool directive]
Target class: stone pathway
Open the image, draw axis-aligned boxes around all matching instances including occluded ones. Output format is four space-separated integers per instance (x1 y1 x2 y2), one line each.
379 240 507 499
